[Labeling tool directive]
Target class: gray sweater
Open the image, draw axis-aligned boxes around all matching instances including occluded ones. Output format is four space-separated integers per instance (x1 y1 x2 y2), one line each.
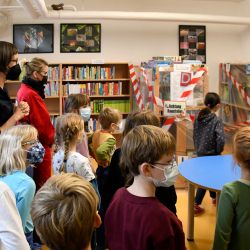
193 113 225 156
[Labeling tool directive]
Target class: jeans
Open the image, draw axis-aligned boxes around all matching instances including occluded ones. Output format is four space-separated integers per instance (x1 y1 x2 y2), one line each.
195 187 216 205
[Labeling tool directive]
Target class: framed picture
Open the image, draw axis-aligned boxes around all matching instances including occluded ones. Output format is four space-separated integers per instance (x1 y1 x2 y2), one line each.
13 24 54 54
179 25 206 63
60 23 101 53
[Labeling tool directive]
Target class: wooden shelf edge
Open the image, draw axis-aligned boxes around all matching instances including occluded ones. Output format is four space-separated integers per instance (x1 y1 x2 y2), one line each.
5 81 21 83
62 78 130 82
45 96 60 99
221 101 250 111
63 95 130 98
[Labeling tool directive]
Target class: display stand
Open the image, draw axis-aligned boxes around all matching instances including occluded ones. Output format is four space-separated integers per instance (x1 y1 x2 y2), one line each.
219 63 250 154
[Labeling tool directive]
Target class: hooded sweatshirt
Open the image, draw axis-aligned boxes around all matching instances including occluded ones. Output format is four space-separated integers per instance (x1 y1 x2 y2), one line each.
193 113 225 157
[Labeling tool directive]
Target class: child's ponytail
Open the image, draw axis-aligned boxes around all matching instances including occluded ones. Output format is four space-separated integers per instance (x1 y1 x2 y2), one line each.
197 92 220 121
59 130 70 173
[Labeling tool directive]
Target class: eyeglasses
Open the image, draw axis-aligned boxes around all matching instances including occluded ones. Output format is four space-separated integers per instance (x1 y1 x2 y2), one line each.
149 155 176 169
38 71 48 76
22 140 39 146
11 59 18 65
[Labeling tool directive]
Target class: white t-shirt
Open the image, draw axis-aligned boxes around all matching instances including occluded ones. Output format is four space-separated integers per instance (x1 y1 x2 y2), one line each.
52 150 95 182
0 181 30 250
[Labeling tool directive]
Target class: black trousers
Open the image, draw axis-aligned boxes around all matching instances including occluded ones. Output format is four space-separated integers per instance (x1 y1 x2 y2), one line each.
195 187 216 205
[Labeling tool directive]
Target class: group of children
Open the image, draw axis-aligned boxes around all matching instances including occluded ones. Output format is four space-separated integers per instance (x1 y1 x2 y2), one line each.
0 92 249 250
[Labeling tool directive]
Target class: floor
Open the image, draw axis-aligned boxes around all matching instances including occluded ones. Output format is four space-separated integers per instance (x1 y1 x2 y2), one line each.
42 188 216 250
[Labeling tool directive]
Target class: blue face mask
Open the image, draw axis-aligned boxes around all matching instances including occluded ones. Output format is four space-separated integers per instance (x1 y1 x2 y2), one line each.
26 143 45 165
80 107 91 122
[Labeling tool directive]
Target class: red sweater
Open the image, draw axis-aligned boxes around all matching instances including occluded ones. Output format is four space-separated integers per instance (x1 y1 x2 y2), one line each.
17 84 55 147
105 187 186 250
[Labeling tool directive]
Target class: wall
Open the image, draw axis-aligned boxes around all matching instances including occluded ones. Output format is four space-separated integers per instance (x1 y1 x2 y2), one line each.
0 0 242 92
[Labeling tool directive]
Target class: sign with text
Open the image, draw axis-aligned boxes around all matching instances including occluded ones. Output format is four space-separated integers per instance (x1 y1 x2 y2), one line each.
164 101 186 116
92 59 104 64
180 72 192 86
174 64 191 72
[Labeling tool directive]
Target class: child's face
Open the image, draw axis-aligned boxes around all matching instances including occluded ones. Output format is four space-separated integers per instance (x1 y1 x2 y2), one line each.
149 153 174 181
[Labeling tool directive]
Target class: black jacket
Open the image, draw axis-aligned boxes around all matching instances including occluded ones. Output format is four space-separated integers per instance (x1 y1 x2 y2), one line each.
193 113 225 157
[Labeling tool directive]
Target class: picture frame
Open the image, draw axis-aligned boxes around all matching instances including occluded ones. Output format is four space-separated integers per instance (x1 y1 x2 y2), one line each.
13 24 54 54
60 23 101 53
179 25 206 63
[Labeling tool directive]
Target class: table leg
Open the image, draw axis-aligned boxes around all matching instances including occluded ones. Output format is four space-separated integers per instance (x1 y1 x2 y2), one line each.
187 183 195 241
216 192 220 214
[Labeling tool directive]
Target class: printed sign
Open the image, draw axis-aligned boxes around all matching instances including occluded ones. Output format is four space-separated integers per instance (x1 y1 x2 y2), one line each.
180 72 192 86
164 101 186 116
174 64 191 72
92 59 104 64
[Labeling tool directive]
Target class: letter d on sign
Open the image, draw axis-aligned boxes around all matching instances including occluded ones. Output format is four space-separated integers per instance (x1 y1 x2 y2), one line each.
180 72 191 86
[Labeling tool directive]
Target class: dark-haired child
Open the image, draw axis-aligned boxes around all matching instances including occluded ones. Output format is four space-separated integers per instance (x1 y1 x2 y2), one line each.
193 92 225 216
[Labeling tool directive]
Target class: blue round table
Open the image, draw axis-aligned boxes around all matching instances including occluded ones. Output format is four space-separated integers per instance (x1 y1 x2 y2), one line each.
178 155 241 241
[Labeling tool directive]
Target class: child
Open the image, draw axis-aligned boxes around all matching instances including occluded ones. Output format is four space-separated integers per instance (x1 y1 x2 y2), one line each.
0 181 30 250
193 92 225 216
64 94 95 174
213 127 250 250
53 113 99 199
53 113 100 250
106 110 178 216
88 107 122 250
0 125 45 250
30 173 102 250
105 125 186 250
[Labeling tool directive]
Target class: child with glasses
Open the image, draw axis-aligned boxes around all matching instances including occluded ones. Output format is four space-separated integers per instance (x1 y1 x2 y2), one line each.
30 173 102 250
88 107 122 250
64 93 95 175
0 124 45 250
105 125 186 250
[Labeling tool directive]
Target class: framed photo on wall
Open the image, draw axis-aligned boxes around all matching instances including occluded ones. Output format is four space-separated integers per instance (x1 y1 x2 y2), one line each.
179 25 206 63
60 23 101 53
13 24 54 54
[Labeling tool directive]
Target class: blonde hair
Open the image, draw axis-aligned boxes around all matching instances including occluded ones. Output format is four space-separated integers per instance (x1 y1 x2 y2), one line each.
54 113 84 173
0 125 38 176
23 57 49 77
30 173 99 250
65 94 91 114
98 107 122 130
120 125 175 184
233 127 250 170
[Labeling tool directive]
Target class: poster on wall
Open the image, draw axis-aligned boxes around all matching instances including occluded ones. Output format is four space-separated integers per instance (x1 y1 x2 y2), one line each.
179 25 206 63
13 24 54 54
60 23 101 53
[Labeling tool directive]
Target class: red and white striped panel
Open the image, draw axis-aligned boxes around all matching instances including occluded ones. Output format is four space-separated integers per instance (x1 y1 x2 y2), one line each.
141 68 153 108
221 63 250 106
178 68 207 101
128 63 144 110
224 120 250 132
162 117 175 131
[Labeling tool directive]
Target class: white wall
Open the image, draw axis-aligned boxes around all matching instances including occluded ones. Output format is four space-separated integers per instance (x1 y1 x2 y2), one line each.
0 0 242 92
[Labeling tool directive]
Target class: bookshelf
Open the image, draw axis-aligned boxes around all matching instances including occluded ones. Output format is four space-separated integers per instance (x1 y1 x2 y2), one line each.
153 66 209 188
219 63 250 154
5 62 132 148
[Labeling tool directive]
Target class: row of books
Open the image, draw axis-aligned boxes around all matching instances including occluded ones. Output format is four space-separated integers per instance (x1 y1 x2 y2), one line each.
45 81 60 97
91 100 130 113
48 66 60 80
62 82 123 96
62 66 115 80
50 116 57 126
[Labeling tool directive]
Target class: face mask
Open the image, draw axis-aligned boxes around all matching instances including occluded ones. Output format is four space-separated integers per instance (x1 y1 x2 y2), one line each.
6 63 21 80
114 122 122 132
149 160 179 187
25 143 45 165
80 107 91 122
40 75 48 85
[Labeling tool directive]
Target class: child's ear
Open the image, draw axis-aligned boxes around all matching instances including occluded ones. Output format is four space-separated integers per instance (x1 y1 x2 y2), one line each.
140 163 152 178
71 109 79 114
94 212 102 228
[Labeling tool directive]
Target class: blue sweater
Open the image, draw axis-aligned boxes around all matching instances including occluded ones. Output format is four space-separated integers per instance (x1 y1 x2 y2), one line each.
0 170 36 234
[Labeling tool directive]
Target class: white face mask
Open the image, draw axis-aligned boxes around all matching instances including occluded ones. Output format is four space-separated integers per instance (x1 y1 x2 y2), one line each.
149 158 178 187
114 122 122 132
